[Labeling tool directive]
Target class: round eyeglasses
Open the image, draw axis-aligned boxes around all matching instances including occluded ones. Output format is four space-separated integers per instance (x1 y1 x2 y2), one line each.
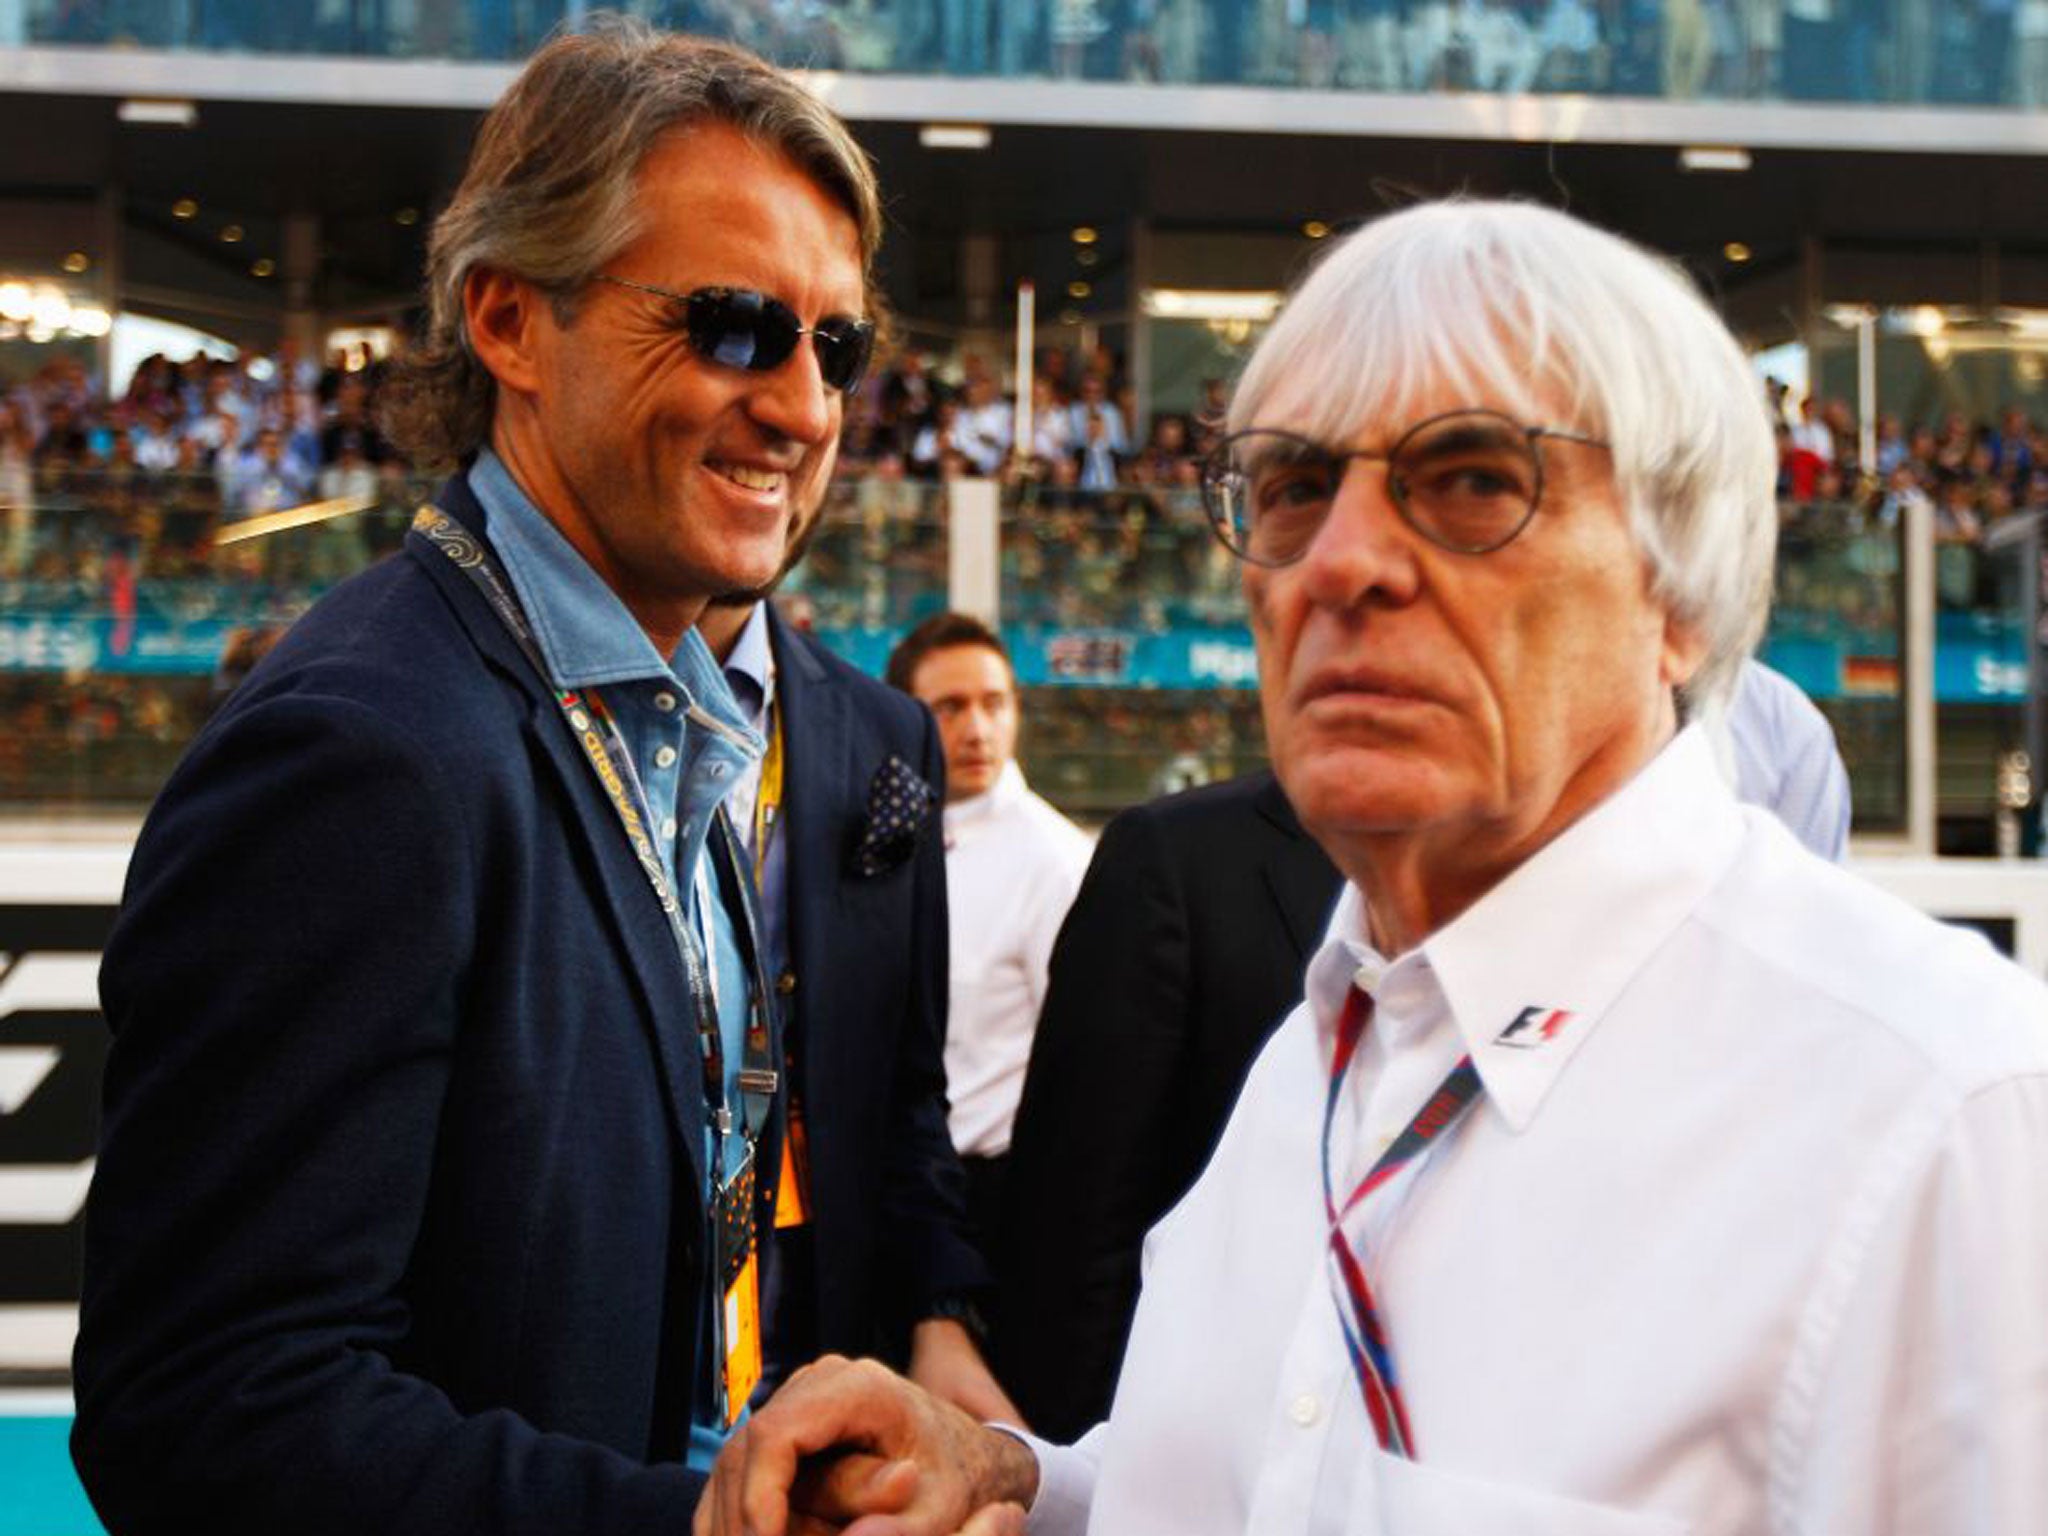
1199 410 1610 565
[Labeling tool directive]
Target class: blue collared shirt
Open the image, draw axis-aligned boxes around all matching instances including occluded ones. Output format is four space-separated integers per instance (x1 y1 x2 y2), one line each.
719 602 790 989
469 451 761 1464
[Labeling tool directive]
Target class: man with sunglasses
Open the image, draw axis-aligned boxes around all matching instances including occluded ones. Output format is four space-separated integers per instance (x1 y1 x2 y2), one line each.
697 200 2048 1536
75 23 887 1534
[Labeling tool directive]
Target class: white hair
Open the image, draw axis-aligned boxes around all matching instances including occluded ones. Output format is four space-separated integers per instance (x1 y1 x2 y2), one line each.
1230 199 1777 711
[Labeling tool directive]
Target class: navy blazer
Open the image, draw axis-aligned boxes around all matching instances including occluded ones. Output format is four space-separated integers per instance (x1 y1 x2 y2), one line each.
763 605 985 1359
994 770 1342 1440
75 475 714 1534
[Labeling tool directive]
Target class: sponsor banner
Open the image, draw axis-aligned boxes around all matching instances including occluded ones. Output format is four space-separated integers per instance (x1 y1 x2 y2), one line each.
1761 611 2027 705
0 611 2031 702
0 614 240 675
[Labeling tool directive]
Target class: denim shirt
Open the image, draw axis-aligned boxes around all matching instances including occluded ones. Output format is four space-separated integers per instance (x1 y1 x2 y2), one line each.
468 451 761 1463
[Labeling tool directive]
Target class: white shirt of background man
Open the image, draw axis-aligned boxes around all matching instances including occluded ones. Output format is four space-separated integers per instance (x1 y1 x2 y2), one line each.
941 760 1093 1157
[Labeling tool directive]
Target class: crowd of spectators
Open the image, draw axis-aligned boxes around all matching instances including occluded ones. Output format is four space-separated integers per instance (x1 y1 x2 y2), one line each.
8 326 2048 807
1 345 416 608
17 1 2048 106
1772 383 2048 549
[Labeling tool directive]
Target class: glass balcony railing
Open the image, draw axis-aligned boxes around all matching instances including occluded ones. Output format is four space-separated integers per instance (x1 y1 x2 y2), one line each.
1763 503 1909 835
0 461 2032 835
10 0 2045 110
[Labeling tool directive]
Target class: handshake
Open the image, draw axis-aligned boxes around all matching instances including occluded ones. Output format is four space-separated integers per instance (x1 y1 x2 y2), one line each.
694 1357 1041 1536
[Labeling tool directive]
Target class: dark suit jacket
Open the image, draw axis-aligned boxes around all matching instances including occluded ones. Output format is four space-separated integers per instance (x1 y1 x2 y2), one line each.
75 474 713 1535
994 770 1342 1440
762 606 985 1366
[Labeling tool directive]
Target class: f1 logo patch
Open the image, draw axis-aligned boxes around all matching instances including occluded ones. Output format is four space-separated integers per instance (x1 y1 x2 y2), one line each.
1494 1004 1575 1050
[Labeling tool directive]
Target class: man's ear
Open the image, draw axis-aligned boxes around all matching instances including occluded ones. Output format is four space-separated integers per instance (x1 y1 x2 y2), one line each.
462 267 548 397
1659 611 1710 696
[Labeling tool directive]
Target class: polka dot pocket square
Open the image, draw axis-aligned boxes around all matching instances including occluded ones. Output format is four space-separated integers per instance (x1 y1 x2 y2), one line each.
853 754 936 878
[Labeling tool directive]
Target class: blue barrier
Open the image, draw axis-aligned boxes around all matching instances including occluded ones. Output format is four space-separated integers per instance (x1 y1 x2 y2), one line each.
0 1416 101 1536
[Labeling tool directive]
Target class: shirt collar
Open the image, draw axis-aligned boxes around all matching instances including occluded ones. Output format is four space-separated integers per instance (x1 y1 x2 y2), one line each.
469 447 678 692
1307 727 1746 1133
944 758 1027 835
722 602 776 729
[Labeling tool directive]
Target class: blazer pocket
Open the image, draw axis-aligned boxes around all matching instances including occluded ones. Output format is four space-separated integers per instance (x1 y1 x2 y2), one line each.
1370 1450 1693 1536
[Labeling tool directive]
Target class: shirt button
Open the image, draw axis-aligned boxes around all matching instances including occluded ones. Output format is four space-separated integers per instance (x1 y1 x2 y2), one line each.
1289 1393 1322 1427
653 692 678 713
1353 959 1386 993
660 817 678 840
654 745 678 769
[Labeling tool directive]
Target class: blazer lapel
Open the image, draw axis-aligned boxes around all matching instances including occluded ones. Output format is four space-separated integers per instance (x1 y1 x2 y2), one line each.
767 606 849 1058
526 701 709 1194
1254 772 1343 961
408 474 709 1196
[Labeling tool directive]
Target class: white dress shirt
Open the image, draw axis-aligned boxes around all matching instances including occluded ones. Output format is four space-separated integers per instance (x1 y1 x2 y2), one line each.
943 761 1093 1157
1025 727 2048 1536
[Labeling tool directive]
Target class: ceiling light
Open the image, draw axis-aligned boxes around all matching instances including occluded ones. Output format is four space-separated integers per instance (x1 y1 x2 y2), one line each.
30 290 72 331
1302 220 1331 240
1067 280 1092 299
918 123 991 150
1076 248 1099 267
61 251 90 274
118 98 198 128
172 197 199 219
71 306 112 338
0 283 30 322
394 207 420 227
1141 288 1284 323
1723 241 1752 263
1058 308 1082 325
221 224 245 244
250 257 276 278
1678 145 1751 173
1071 226 1098 245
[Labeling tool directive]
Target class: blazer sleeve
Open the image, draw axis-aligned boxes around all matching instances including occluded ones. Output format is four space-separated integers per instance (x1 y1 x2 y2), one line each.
994 804 1190 1441
72 694 702 1536
877 704 991 1324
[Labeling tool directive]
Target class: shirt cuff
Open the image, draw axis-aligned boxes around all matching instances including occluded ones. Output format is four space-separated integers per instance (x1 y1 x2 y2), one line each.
986 1424 1095 1536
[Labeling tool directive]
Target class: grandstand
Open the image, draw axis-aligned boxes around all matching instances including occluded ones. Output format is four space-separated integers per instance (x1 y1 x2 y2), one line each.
7 4 2048 1528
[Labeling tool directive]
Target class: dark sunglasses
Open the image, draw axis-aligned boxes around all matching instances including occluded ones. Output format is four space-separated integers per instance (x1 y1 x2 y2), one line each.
591 275 876 394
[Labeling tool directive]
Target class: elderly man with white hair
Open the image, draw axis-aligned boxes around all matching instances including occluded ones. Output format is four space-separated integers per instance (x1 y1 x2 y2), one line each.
696 200 2048 1536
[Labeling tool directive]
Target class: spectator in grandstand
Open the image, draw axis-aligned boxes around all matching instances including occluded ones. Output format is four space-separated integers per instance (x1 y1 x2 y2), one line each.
886 613 1092 1257
32 397 89 465
951 372 1015 475
700 198 2048 1536
223 424 316 520
1023 374 1076 467
1063 371 1127 462
1527 0 1604 85
74 22 882 1532
1072 397 1123 490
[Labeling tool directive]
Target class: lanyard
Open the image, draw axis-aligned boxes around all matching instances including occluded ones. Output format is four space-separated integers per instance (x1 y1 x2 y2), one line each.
1320 983 1483 1460
410 506 779 1176
751 699 784 887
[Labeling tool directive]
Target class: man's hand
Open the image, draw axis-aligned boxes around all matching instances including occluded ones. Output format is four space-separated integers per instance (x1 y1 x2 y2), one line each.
908 1318 1028 1429
693 1355 1039 1536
